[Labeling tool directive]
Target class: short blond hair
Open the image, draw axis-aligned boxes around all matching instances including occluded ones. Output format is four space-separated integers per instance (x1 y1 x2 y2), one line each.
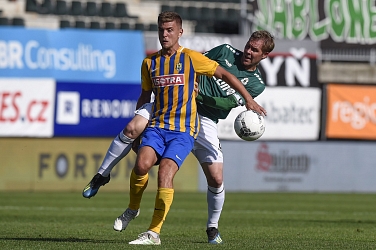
251 30 275 53
158 11 182 28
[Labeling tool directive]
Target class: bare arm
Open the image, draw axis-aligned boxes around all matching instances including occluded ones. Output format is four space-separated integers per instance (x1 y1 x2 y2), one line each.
213 66 267 116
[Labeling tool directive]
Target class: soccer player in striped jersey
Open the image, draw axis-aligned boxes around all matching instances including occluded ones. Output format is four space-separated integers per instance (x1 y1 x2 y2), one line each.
108 11 263 245
82 26 272 245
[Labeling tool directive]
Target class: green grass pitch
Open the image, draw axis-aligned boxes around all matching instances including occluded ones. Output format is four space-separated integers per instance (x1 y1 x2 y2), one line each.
0 191 376 249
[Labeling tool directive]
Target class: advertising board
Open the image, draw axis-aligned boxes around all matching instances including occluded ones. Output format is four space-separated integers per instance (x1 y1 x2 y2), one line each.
0 138 198 192
0 78 55 137
217 87 322 140
0 27 144 83
326 84 376 140
199 141 376 192
54 82 140 137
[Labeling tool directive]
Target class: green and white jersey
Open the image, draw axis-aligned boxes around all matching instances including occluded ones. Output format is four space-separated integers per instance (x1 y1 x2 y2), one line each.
197 44 265 123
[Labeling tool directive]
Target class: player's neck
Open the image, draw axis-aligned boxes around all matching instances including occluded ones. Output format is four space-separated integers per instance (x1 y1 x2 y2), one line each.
245 65 257 72
161 45 181 57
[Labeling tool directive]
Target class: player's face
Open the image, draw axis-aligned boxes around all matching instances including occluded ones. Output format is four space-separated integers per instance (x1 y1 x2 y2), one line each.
241 39 269 71
158 21 182 54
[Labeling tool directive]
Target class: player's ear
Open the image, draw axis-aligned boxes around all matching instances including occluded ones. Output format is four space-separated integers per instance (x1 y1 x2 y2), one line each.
262 52 269 59
178 28 183 37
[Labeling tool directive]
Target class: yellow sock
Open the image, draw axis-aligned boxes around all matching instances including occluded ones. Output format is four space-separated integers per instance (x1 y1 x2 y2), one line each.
148 187 174 234
128 169 148 210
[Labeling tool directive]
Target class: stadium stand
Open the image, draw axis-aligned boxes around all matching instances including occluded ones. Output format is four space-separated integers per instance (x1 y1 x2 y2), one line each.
0 17 9 26
148 23 157 31
38 0 53 15
11 17 25 26
70 1 84 16
113 2 138 19
0 0 245 33
105 21 116 29
119 21 131 30
134 21 145 31
75 20 86 28
59 19 70 28
99 2 113 18
25 0 38 12
89 20 100 29
85 1 98 17
187 6 200 22
54 0 68 15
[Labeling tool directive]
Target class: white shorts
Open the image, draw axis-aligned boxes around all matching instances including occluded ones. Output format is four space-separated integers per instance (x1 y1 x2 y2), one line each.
192 115 223 164
134 103 153 120
135 104 223 164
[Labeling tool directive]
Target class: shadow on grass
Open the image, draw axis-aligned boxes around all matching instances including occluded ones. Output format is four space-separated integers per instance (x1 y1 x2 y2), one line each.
0 237 122 243
308 219 376 224
280 219 376 225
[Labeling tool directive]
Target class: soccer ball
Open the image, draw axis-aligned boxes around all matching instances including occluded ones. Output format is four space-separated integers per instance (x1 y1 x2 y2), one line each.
234 110 265 141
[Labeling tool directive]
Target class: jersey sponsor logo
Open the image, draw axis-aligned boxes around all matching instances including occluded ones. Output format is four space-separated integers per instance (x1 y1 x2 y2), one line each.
212 76 236 96
225 59 232 67
175 63 182 72
152 74 185 87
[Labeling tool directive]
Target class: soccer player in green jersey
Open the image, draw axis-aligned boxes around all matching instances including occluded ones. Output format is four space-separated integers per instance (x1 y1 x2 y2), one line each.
192 30 274 243
83 30 274 244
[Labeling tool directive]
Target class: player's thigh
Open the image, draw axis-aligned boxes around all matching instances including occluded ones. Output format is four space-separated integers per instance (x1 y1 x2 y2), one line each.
124 114 149 137
124 104 152 138
192 116 223 164
135 145 158 175
140 127 165 156
135 127 163 175
163 131 195 168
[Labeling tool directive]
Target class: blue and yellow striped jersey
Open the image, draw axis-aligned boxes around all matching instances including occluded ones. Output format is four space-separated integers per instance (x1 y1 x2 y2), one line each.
141 46 219 138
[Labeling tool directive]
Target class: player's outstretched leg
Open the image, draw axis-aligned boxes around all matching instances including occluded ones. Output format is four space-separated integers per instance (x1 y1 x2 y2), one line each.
82 173 110 198
82 131 134 198
113 208 140 232
129 231 161 245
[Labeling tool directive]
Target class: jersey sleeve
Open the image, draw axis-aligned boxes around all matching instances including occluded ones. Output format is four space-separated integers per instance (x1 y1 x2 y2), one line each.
196 92 240 110
140 58 152 91
187 49 219 77
202 44 227 61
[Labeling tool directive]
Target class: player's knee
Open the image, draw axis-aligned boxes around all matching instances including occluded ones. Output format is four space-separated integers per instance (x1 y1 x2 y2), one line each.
207 175 223 187
133 163 150 176
134 155 157 175
123 123 138 139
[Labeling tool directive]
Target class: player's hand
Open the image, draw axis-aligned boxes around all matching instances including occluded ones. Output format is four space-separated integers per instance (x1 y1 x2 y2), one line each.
194 81 199 97
245 99 267 116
